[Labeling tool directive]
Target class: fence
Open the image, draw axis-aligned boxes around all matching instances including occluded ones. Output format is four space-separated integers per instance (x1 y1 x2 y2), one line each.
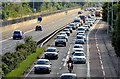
1 7 80 27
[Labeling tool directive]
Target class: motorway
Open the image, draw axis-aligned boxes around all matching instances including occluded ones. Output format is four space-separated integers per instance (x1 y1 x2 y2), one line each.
1 9 117 78
24 17 117 78
1 9 89 55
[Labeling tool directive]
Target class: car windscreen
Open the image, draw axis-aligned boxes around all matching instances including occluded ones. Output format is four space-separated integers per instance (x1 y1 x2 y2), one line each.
77 36 83 39
61 75 76 79
83 26 87 27
37 61 49 65
57 36 66 39
74 45 82 48
74 53 84 56
74 20 80 22
79 16 85 19
46 49 56 52
70 24 74 26
66 27 70 29
63 29 69 32
77 28 84 30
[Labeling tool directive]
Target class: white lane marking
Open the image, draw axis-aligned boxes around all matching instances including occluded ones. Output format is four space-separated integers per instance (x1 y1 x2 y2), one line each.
57 73 59 75
63 43 72 66
24 67 34 79
100 60 103 65
59 67 62 70
95 20 106 76
103 71 106 76
0 12 76 43
87 20 100 77
99 55 102 60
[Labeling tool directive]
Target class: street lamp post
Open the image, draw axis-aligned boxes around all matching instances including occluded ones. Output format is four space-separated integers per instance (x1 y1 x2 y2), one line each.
107 2 109 34
111 0 113 31
4 2 6 22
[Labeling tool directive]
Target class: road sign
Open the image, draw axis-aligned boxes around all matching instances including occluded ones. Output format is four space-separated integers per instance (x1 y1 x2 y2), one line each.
38 17 42 22
65 10 68 13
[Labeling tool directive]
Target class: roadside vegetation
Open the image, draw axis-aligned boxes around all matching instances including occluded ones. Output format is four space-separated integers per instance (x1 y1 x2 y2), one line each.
102 2 120 57
2 36 45 78
2 2 84 21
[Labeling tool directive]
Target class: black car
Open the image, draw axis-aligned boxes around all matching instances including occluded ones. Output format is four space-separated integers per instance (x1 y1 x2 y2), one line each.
35 25 42 31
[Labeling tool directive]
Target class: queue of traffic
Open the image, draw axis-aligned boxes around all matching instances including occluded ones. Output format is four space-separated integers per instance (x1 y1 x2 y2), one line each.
33 8 100 79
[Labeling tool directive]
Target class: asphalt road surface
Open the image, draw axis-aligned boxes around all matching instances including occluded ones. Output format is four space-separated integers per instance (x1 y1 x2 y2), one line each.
1 10 89 55
24 18 117 79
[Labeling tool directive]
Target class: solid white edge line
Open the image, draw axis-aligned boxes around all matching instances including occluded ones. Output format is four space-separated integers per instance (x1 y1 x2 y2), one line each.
24 66 34 79
87 19 100 77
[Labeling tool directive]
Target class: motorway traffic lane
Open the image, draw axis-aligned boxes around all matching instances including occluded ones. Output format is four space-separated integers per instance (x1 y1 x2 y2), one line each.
1 11 88 55
89 20 117 77
25 29 87 78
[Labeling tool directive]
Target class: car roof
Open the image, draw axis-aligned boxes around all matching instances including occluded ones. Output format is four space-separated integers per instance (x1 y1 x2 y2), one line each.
61 73 76 76
37 59 49 61
59 32 66 33
57 34 65 36
47 47 56 49
14 30 22 32
74 44 83 46
72 56 85 58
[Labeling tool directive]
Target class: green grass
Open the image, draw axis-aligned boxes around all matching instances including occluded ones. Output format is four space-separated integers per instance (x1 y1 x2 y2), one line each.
5 47 45 78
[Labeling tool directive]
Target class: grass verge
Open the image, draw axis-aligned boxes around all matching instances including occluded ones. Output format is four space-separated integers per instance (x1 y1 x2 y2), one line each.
5 47 45 79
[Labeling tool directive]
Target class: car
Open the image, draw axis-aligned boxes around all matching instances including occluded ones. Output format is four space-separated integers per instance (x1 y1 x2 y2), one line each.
85 17 88 21
13 30 24 39
88 14 91 18
88 21 93 26
35 25 42 31
91 13 94 16
74 18 81 27
60 73 77 79
34 59 52 74
78 11 83 14
77 33 86 41
89 19 95 24
72 44 84 54
63 29 71 36
84 22 90 28
82 25 89 31
55 35 67 46
72 53 86 64
59 32 68 41
77 27 85 34
69 23 77 30
65 26 72 33
73 51 85 57
91 17 96 21
75 35 85 44
44 47 59 59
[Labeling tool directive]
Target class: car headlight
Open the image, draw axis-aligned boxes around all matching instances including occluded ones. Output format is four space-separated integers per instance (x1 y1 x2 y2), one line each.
45 53 48 55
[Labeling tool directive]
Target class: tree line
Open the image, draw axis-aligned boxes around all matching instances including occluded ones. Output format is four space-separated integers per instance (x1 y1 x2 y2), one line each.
2 2 84 21
102 2 120 57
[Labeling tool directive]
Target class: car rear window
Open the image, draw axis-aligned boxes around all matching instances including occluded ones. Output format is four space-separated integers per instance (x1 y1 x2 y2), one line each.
61 75 76 79
46 49 56 52
37 61 49 65
14 31 20 34
74 53 84 56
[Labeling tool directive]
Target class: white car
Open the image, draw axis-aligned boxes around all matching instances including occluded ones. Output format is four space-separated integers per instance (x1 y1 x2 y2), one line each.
72 52 86 64
77 27 85 34
75 35 85 44
82 25 89 31
69 23 77 30
77 33 86 41
60 73 77 79
55 35 67 46
72 44 84 54
63 29 71 36
44 47 59 59
34 59 52 74
59 32 68 41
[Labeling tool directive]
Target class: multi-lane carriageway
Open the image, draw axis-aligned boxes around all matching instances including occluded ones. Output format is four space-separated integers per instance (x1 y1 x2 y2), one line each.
24 15 117 78
1 9 117 78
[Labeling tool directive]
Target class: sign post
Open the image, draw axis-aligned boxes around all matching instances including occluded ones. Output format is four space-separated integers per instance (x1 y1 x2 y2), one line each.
38 17 42 23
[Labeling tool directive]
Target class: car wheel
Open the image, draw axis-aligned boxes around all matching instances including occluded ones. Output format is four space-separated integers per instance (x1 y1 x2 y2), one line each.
64 43 66 46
